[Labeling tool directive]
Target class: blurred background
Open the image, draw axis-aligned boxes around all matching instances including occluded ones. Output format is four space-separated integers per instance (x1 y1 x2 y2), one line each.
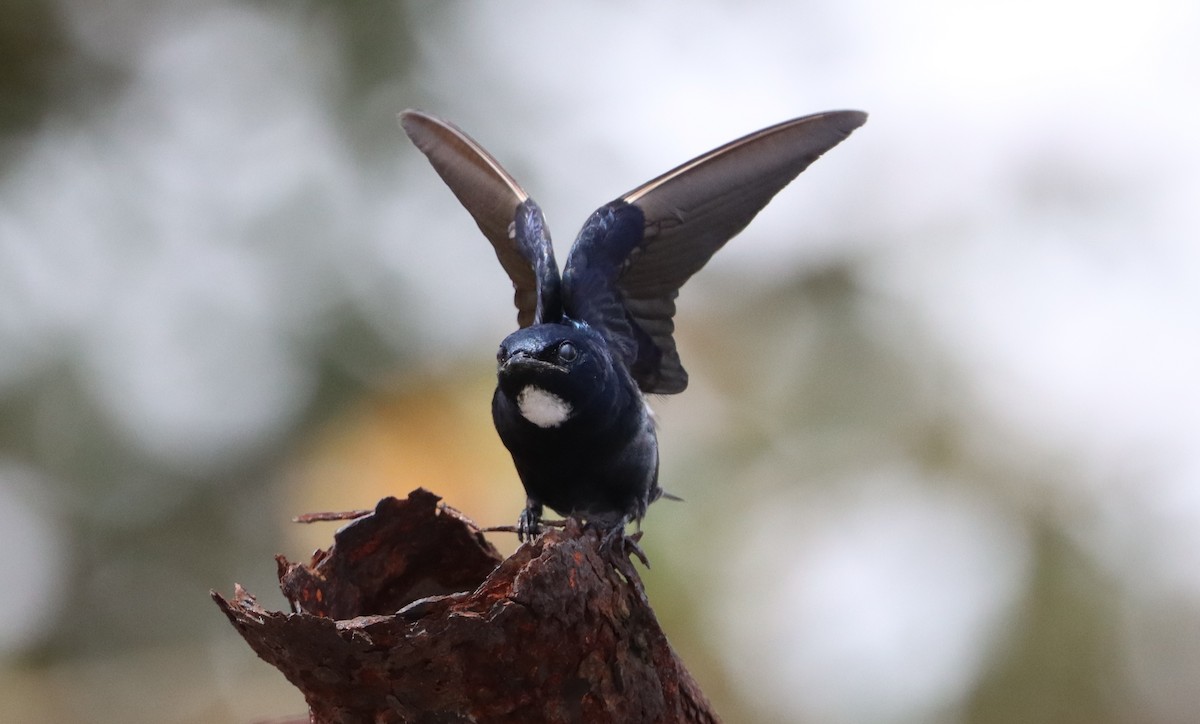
2 0 1198 722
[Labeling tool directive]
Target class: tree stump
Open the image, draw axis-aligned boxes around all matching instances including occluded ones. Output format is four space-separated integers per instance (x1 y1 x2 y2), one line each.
212 488 719 723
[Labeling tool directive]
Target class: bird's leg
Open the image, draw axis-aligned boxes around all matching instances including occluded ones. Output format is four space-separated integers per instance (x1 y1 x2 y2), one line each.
517 499 543 542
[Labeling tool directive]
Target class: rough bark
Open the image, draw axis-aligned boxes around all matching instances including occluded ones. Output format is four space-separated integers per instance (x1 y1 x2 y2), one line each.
213 488 719 723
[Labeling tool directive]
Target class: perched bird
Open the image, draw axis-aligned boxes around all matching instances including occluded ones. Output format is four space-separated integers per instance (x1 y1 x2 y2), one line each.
400 109 866 545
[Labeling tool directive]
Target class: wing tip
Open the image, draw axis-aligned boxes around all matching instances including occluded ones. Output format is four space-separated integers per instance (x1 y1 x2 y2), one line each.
398 108 450 140
622 109 868 204
397 107 426 128
825 109 869 132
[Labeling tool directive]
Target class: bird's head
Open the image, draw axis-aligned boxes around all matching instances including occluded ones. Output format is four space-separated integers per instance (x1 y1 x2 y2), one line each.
495 322 613 429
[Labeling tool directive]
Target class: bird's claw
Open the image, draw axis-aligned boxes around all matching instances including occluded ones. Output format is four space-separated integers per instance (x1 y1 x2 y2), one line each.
600 519 651 570
517 503 543 542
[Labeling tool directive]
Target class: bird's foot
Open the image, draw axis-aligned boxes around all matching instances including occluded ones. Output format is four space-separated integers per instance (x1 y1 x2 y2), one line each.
599 518 651 571
516 502 543 542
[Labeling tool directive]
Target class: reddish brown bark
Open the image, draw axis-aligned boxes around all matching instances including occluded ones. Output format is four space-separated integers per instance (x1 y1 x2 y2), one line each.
213 488 718 723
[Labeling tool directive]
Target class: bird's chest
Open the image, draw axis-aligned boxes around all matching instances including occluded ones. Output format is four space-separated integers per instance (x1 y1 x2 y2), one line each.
492 383 641 458
514 385 574 429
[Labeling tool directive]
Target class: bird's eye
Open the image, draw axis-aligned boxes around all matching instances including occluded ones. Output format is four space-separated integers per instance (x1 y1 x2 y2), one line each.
558 342 578 362
496 345 506 364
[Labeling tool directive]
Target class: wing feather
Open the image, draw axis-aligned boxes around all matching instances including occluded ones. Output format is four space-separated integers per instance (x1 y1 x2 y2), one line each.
565 111 867 393
400 110 560 326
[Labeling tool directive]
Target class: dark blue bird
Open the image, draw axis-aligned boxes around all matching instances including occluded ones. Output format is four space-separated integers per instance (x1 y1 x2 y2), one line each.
401 109 866 545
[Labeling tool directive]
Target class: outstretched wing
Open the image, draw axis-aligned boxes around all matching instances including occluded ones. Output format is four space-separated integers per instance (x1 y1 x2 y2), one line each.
400 110 562 327
563 110 868 393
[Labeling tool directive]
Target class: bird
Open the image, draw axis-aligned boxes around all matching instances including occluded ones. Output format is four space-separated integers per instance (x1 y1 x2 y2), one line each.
400 108 867 548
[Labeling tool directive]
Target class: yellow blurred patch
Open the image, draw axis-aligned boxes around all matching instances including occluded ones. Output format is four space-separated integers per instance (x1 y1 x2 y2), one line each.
284 369 523 556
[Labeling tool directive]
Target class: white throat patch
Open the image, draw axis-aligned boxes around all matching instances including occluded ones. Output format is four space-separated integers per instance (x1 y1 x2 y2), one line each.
516 386 572 428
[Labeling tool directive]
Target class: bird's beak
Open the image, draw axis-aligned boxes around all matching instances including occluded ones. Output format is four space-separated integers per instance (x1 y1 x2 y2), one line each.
499 350 565 375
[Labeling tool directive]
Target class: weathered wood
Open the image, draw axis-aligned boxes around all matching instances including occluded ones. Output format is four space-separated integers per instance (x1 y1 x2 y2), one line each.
213 488 718 723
